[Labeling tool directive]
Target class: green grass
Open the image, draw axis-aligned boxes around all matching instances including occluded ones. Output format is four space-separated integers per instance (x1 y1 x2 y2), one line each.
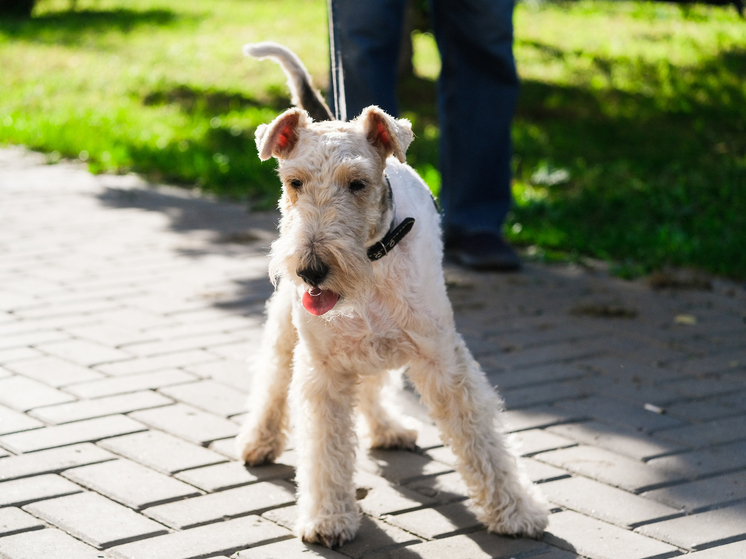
1 0 744 278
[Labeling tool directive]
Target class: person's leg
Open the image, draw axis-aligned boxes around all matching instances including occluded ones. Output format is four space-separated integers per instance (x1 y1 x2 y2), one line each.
328 0 407 120
430 0 519 265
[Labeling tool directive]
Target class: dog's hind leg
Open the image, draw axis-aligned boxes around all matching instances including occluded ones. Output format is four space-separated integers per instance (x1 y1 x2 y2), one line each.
292 347 361 547
406 332 549 538
358 370 417 450
235 280 296 465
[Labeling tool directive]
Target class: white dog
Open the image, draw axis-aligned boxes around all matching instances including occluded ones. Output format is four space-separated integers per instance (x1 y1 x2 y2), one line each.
236 42 548 548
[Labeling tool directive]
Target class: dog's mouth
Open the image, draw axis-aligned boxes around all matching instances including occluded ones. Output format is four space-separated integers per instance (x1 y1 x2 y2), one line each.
301 287 340 316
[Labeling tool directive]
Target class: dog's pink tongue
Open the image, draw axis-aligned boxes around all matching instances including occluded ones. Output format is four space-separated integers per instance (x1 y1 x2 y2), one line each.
302 288 340 316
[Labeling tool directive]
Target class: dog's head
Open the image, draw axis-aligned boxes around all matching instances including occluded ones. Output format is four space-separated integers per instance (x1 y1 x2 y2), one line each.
256 106 413 317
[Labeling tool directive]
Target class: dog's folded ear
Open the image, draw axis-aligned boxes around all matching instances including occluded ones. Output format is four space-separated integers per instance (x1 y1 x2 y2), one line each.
256 108 309 161
358 106 413 163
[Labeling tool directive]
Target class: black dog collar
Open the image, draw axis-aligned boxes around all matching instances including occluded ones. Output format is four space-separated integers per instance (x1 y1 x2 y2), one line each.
367 173 415 262
367 217 415 261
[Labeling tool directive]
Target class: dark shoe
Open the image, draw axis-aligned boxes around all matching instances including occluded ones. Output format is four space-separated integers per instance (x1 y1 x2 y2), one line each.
444 231 521 271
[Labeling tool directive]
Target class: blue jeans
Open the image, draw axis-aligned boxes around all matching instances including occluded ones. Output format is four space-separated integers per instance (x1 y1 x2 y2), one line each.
329 0 519 236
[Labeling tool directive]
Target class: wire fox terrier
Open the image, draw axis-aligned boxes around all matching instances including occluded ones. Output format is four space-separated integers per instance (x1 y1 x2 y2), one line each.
236 42 548 548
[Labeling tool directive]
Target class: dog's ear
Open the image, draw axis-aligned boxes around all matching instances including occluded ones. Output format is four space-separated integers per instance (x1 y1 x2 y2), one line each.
358 106 413 163
256 108 309 161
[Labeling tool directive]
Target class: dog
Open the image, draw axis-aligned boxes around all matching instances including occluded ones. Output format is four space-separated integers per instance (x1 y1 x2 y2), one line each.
235 42 549 548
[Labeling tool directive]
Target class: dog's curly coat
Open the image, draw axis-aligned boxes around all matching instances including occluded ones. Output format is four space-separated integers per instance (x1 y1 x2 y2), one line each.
235 42 548 548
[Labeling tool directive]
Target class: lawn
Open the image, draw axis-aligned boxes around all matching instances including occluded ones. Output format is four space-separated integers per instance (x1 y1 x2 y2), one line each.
1 0 744 278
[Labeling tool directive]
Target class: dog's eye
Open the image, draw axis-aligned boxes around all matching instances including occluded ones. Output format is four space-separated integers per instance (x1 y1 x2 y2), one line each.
349 179 366 192
288 179 303 190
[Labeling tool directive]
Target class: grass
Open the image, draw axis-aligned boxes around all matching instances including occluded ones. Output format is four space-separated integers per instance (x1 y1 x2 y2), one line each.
1 0 744 278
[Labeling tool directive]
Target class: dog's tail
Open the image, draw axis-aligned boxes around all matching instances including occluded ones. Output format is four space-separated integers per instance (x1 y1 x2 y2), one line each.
244 42 334 122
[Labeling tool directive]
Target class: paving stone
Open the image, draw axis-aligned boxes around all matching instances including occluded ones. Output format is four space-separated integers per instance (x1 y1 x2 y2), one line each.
24 491 168 549
208 436 241 459
553 396 683 432
355 470 436 516
36 338 133 367
489 341 599 370
578 356 680 384
545 510 681 559
567 375 683 408
665 397 746 423
0 527 114 559
0 415 147 453
4 355 104 387
0 443 116 481
329 515 421 558
0 347 45 364
414 421 443 449
63 458 201 509
368 531 551 559
546 421 686 461
636 502 746 550
234 538 348 559
124 333 244 358
385 501 483 539
519 457 572 484
643 470 746 513
108 515 292 559
95 350 220 376
673 352 746 376
0 474 83 506
65 322 156 348
503 405 582 433
541 476 683 529
207 340 251 361
357 449 453 484
260 503 298 529
537 445 685 493
0 508 44 537
158 379 247 417
500 381 586 409
184 359 253 392
29 391 173 424
512 428 576 456
0 404 43 435
99 430 227 474
129 403 239 445
66 369 198 399
646 441 746 478
0 330 71 350
0 376 75 412
488 363 587 390
406 471 470 504
174 460 294 492
653 415 746 448
682 540 746 558
425 445 457 466
144 481 295 529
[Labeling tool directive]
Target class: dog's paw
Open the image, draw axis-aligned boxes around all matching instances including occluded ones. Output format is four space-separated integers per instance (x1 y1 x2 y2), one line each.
297 512 360 548
234 429 283 466
484 491 549 539
369 426 418 450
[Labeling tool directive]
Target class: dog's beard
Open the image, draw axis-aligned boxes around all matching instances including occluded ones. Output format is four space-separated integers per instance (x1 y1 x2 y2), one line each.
268 232 374 317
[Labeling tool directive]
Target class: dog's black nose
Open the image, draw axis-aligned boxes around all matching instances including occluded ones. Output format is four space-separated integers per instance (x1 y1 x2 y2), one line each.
297 261 329 287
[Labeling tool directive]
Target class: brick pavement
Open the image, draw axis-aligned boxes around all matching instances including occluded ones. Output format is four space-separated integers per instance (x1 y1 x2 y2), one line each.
1 146 745 559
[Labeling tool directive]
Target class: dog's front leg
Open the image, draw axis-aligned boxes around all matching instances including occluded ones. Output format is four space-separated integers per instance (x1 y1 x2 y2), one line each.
292 344 360 548
407 333 549 538
236 281 296 465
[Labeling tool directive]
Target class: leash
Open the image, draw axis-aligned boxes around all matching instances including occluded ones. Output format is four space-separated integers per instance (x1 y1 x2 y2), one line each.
327 0 347 121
